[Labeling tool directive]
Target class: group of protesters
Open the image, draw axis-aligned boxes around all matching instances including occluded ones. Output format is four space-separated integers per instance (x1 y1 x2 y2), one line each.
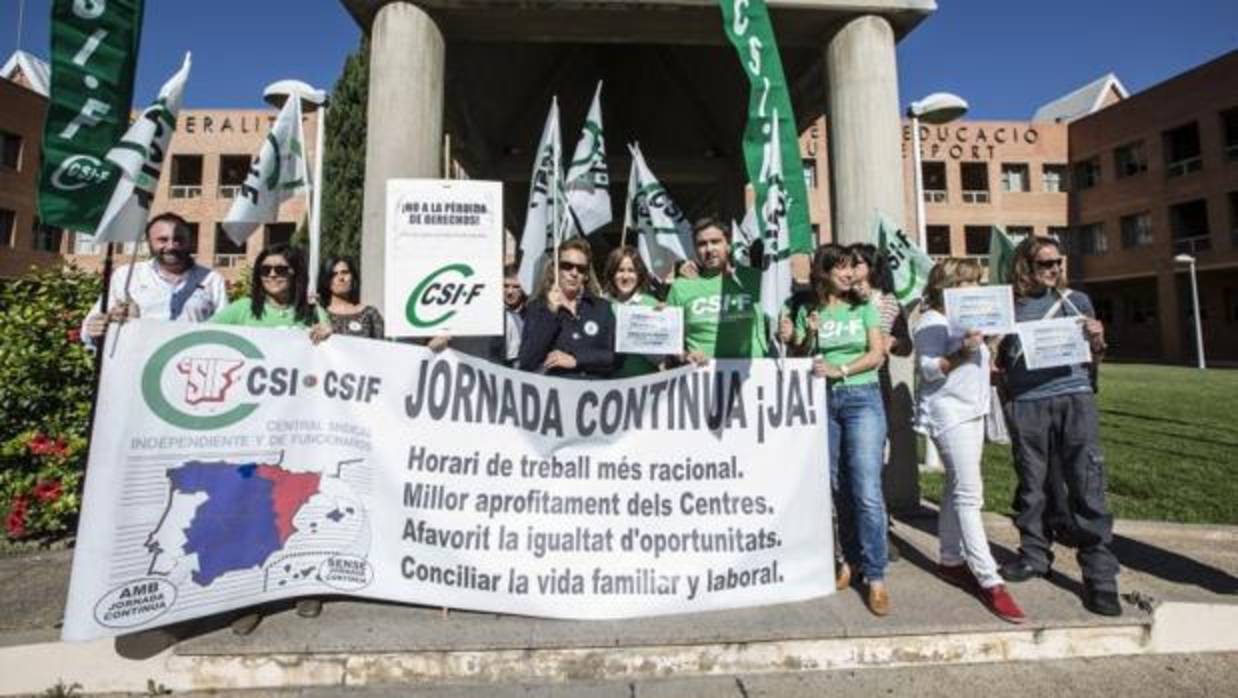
83 209 1120 633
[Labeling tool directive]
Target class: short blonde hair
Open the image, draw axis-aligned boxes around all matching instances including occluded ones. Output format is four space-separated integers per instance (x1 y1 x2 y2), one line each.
924 258 984 311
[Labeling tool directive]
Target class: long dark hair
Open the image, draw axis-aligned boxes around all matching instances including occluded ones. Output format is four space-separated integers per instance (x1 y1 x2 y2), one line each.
251 244 315 325
318 255 361 304
848 242 895 295
602 246 651 300
811 243 861 307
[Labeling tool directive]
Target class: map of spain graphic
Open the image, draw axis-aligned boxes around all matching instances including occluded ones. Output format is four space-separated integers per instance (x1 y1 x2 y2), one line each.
146 461 328 585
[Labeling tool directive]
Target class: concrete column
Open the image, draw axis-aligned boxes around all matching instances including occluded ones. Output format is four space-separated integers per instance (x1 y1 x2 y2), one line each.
824 15 918 513
360 1 445 309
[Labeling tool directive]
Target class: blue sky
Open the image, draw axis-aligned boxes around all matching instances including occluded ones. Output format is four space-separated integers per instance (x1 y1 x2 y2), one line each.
4 0 1236 118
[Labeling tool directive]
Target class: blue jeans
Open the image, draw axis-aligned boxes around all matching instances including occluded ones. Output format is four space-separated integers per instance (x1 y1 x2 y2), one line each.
827 382 889 582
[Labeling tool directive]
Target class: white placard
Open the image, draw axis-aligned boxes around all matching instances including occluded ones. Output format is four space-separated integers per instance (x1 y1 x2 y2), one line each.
1018 317 1092 370
385 179 504 337
614 305 684 355
61 320 833 642
944 285 1016 335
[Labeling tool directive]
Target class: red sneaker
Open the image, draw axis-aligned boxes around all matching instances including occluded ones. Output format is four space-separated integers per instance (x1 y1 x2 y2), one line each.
981 584 1026 624
937 563 978 591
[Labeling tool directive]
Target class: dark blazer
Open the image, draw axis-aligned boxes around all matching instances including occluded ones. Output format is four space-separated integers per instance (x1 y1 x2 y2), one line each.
517 293 615 379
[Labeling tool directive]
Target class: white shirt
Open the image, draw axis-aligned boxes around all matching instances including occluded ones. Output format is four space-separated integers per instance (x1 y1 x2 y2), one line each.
913 309 991 437
82 259 228 346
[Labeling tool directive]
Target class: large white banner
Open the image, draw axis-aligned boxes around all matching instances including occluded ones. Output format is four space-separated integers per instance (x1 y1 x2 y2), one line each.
385 179 504 338
63 320 831 642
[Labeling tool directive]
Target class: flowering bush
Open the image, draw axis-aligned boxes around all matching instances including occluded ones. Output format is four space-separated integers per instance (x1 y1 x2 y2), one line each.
0 265 99 543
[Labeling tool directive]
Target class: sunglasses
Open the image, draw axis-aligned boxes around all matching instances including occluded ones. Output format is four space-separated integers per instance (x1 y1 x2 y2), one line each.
559 261 589 275
1034 258 1064 270
260 264 294 278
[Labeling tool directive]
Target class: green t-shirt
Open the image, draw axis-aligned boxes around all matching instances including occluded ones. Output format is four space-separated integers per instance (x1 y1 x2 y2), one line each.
611 292 660 378
794 300 880 386
211 298 328 328
667 266 768 359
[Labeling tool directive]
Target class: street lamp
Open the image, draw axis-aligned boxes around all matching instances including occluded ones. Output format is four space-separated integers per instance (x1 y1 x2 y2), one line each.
1174 253 1206 369
264 80 329 301
907 92 969 249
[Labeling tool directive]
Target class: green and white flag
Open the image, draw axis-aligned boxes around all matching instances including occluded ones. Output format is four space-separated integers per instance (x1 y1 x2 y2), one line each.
566 81 612 236
987 225 1019 285
94 53 191 242
220 95 308 244
623 143 693 279
757 111 793 327
876 215 934 308
37 0 145 231
720 0 813 255
731 207 757 268
517 98 568 294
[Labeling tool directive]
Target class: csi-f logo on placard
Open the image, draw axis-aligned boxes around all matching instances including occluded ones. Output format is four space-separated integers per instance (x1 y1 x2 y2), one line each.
405 263 485 328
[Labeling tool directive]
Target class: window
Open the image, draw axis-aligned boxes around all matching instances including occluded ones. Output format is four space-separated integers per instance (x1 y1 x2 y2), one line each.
1073 157 1100 190
265 223 294 248
960 163 989 203
964 226 991 256
1 131 21 170
184 222 200 254
926 225 951 256
0 208 14 246
1042 164 1068 192
74 232 104 255
810 223 821 242
214 224 247 268
1169 199 1210 254
1047 226 1069 242
922 161 947 202
218 155 251 199
1163 122 1202 177
170 155 204 198
1127 294 1157 325
1000 163 1030 192
1120 212 1153 248
1114 141 1147 178
1093 297 1114 324
1223 108 1238 162
32 220 64 253
1006 225 1033 242
1072 223 1106 256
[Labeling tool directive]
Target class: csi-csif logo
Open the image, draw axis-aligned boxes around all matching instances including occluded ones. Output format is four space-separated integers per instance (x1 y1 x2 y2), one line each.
142 331 265 430
405 263 485 328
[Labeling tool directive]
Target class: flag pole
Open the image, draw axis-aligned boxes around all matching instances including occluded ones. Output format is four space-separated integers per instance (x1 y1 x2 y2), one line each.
552 98 561 286
308 102 327 306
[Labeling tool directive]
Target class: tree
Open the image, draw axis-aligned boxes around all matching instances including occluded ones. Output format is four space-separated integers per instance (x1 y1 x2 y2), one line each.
320 39 369 261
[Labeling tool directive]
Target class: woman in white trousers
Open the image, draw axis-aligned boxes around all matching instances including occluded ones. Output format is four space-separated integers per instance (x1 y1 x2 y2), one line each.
914 258 1025 624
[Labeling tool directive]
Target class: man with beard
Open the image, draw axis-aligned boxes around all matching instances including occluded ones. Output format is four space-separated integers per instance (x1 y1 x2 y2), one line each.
82 213 228 347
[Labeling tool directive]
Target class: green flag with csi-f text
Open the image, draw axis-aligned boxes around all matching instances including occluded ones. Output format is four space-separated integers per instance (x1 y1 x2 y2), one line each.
876 215 935 308
38 0 145 232
720 0 813 255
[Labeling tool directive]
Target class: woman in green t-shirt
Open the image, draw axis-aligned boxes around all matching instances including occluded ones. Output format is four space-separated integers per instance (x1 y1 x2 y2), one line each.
779 243 890 616
603 246 660 378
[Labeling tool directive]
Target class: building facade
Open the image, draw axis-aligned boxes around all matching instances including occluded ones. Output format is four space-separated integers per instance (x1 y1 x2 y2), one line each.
1067 50 1238 364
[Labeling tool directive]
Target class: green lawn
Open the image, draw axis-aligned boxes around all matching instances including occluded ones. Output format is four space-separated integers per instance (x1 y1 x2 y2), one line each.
920 364 1238 525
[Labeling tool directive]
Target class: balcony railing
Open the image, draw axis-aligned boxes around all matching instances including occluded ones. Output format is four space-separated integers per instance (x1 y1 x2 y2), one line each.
961 190 990 204
218 184 242 199
1166 156 1202 178
214 253 248 269
922 190 946 203
170 185 202 199
1172 234 1211 255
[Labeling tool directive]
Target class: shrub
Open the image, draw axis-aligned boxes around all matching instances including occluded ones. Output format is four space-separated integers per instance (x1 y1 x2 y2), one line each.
0 265 99 542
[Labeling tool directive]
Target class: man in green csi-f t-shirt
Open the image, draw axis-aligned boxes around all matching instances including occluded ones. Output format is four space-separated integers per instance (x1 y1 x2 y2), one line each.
666 218 769 362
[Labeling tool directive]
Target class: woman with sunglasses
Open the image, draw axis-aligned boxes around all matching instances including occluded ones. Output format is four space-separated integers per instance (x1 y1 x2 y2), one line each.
603 246 660 377
778 243 890 616
517 238 615 379
915 258 1025 623
995 236 1120 617
318 256 385 339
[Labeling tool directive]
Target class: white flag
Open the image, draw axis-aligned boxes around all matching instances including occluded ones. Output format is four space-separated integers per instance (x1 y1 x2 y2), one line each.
624 144 694 279
566 81 611 236
93 54 192 242
731 206 758 268
220 95 309 244
517 98 568 294
757 110 793 328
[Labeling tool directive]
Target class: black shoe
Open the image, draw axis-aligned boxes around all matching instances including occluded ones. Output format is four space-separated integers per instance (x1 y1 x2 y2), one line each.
999 558 1051 583
1083 584 1122 617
